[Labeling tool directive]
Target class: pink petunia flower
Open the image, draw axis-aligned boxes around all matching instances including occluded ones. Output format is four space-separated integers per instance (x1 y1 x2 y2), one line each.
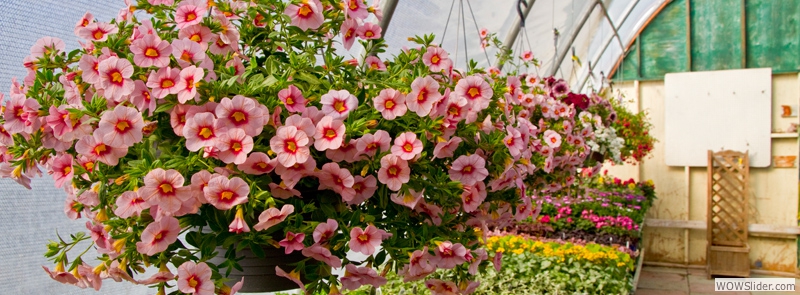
96 105 143 148
441 93 469 124
204 176 250 210
461 182 487 213
49 153 74 189
348 175 377 205
341 18 358 50
175 65 204 103
422 46 451 73
97 56 135 102
391 132 423 160
178 24 215 50
373 88 406 120
177 261 214 295
78 54 101 85
284 114 316 137
318 162 357 201
275 157 316 189
320 89 358 119
543 129 562 148
136 216 181 256
355 130 391 158
216 95 268 137
114 190 150 218
433 136 462 159
279 231 305 254
147 67 181 99
174 1 207 29
344 0 369 20
229 207 250 234
270 126 311 167
356 22 381 40
78 22 118 41
169 104 190 136
74 11 94 36
74 134 128 166
254 204 294 231
313 116 345 151
172 38 206 67
349 225 388 256
3 94 41 135
455 75 492 111
313 219 338 244
278 85 307 113
183 112 222 152
284 0 324 31
130 80 156 116
504 126 525 158
390 188 423 209
341 264 388 291
214 129 253 165
138 168 191 215
301 244 342 268
130 35 171 68
430 241 468 269
449 154 489 186
364 56 386 71
237 152 276 175
407 76 442 116
377 154 410 191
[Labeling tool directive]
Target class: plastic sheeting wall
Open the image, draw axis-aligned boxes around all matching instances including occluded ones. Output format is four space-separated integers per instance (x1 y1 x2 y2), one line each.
0 1 147 294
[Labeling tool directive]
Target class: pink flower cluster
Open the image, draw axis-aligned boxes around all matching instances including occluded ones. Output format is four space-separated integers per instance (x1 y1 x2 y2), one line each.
581 210 639 231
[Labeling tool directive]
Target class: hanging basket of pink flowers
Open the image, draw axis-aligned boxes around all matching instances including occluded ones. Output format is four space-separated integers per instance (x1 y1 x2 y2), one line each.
1 0 619 294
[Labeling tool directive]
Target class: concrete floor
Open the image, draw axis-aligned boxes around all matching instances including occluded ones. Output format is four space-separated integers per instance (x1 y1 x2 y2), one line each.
635 266 800 295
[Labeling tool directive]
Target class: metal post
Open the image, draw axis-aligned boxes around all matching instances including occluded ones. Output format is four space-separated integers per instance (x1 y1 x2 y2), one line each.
577 0 640 91
378 0 400 36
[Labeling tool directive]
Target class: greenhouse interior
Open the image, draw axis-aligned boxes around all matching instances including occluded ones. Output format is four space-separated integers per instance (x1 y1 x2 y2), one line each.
1 0 800 294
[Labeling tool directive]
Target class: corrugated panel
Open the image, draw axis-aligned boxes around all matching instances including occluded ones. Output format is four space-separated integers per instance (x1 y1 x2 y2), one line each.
640 0 688 79
746 0 800 72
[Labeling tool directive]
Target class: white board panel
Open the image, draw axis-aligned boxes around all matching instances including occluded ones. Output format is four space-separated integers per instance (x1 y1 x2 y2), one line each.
664 68 772 167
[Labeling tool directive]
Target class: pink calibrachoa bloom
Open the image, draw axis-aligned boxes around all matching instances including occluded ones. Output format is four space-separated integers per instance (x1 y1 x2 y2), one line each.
204 176 249 210
176 65 204 103
349 175 377 205
521 50 534 62
238 152 276 175
543 129 562 148
179 24 215 50
30 36 65 58
138 168 191 214
169 104 190 136
340 264 388 291
172 38 206 67
74 11 93 35
441 94 469 124
313 219 338 244
407 246 435 278
390 188 423 209
137 264 175 285
302 243 342 268
174 1 207 29
455 75 493 111
275 266 306 293
461 181 486 213
284 114 316 137
215 128 253 164
279 231 305 254
391 132 423 160
216 95 268 137
449 154 489 186
504 126 525 158
341 18 358 50
364 56 386 71
229 207 250 234
356 22 381 40
425 279 460 295
355 130 391 158
320 89 358 119
130 80 156 116
3 94 41 135
147 67 181 99
49 153 74 188
78 22 118 41
275 157 316 189
314 116 345 151
284 0 324 31
136 216 181 256
270 126 311 167
373 88 407 120
97 56 134 102
74 134 128 166
344 0 369 20
184 112 222 152
78 54 101 85
349 225 388 256
317 162 356 202
423 46 451 73
433 136 462 159
377 154 410 191
431 241 468 269
114 190 150 218
96 105 144 148
130 35 171 68
278 85 307 113
254 204 294 231
268 182 301 199
177 261 214 295
407 76 442 117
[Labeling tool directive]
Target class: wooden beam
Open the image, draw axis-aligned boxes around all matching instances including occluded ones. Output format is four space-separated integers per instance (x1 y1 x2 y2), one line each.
645 219 800 236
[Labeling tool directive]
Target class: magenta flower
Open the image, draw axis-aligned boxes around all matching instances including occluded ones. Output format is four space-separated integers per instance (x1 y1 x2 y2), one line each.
449 154 489 186
313 219 338 244
204 176 249 210
391 132 423 160
138 168 191 215
284 0 324 31
254 204 294 231
341 18 358 50
356 22 381 40
177 261 214 295
278 85 307 113
114 190 150 218
433 136 462 159
176 65 204 103
320 89 358 119
355 130 391 158
97 56 134 102
237 152 276 175
49 153 74 189
130 35 171 68
373 88 407 120
136 216 181 256
215 128 253 164
184 112 222 152
279 231 306 254
407 76 442 116
216 95 268 137
96 106 144 148
313 116 345 151
301 243 342 268
423 46 451 73
270 125 311 167
74 134 128 166
377 154 410 191
317 162 356 202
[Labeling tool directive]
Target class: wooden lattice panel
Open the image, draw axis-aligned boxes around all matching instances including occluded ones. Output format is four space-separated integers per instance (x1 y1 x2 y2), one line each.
707 150 749 247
